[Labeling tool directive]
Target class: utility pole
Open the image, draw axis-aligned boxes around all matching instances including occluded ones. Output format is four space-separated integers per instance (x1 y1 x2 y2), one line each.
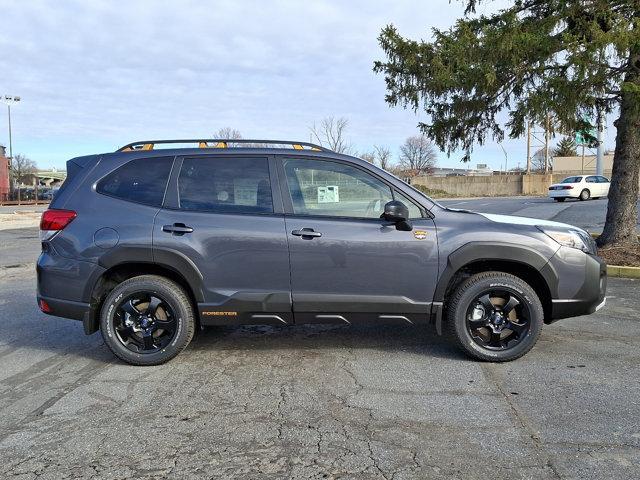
526 120 531 174
543 114 550 174
596 106 604 176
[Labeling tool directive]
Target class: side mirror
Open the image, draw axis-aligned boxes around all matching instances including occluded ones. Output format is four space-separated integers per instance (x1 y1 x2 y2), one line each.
382 200 413 231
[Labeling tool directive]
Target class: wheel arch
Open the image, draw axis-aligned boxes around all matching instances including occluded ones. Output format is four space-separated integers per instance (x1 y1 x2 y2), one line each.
84 254 204 335
433 243 556 333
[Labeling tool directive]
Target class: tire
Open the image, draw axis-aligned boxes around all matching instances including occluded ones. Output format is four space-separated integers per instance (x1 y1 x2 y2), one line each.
579 189 590 201
100 275 195 366
554 198 565 202
445 272 543 362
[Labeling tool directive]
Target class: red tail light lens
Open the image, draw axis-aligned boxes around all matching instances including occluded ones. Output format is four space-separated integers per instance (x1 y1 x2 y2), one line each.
39 299 52 313
561 186 574 190
40 209 77 231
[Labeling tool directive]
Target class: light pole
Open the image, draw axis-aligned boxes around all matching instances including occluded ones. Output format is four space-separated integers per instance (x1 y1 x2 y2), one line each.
1 95 20 159
2 95 21 201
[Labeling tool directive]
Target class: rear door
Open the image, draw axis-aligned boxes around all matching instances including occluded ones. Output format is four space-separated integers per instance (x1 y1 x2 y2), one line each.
153 155 292 325
585 176 601 196
278 156 439 325
597 176 610 196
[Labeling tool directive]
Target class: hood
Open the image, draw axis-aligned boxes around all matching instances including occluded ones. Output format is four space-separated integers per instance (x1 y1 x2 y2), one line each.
475 212 585 231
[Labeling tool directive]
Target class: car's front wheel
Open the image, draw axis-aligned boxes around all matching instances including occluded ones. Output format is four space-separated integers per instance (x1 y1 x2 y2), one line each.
445 272 543 362
100 275 195 366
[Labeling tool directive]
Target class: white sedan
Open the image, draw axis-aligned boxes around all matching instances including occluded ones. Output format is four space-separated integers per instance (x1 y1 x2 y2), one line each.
548 175 610 202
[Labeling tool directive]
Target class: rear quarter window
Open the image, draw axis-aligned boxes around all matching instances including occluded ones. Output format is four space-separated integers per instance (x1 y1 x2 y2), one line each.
97 157 174 207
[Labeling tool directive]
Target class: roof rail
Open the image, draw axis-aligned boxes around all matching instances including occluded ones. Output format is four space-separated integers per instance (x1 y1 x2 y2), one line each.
117 139 330 153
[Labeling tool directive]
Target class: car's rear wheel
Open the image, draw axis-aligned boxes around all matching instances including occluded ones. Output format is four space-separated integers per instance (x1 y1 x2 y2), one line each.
579 189 590 201
445 272 543 362
100 275 195 366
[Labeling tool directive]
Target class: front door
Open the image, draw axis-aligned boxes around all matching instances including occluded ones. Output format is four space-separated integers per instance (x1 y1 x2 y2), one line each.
153 155 292 325
279 157 439 325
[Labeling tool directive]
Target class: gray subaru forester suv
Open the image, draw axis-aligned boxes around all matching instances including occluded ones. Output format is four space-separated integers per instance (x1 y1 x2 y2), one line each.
37 139 607 365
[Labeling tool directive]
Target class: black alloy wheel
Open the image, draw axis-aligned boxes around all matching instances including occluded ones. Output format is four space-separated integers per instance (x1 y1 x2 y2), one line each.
445 271 543 362
100 275 195 366
114 292 177 353
466 290 530 351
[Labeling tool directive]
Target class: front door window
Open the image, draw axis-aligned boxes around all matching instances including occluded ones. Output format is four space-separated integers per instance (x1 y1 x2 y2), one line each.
283 158 393 219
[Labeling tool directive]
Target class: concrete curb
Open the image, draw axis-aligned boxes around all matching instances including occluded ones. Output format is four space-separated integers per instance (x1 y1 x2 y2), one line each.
606 265 640 279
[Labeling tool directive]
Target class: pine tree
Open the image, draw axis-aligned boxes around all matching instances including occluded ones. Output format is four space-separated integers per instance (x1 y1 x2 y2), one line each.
374 0 640 246
554 137 578 157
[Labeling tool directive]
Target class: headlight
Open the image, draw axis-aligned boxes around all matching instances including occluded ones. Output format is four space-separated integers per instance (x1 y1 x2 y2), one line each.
537 226 596 254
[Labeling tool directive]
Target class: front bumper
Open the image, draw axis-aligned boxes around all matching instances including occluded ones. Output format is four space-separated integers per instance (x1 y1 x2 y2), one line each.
543 248 607 322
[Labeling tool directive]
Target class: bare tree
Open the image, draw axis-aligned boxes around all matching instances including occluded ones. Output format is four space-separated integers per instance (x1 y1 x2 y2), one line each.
398 135 437 176
214 127 242 140
11 154 37 186
212 127 243 147
10 154 37 202
373 145 393 171
359 151 376 164
309 116 352 154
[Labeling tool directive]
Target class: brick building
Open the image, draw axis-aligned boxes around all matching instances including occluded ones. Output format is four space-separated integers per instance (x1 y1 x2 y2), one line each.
0 145 9 201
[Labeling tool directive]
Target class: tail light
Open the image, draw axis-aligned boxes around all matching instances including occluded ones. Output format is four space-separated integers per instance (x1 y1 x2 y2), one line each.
561 186 574 190
39 298 52 313
40 209 77 241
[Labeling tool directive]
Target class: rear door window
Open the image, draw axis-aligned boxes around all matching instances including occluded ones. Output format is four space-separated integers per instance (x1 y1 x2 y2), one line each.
177 157 273 214
561 176 581 183
97 157 173 207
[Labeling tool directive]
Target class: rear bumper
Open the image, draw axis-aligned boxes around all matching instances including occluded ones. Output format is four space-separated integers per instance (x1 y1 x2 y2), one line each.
37 295 89 321
546 250 607 322
548 190 577 198
36 248 104 333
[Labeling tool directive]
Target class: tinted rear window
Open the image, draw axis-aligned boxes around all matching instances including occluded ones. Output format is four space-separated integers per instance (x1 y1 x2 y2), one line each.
97 157 173 207
561 176 582 183
178 157 273 214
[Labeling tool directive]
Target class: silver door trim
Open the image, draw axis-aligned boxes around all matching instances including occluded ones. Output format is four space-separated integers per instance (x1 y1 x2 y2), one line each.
315 314 351 325
379 315 414 324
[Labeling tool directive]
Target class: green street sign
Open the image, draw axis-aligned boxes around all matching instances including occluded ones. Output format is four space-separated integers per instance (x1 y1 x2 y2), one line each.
576 117 596 146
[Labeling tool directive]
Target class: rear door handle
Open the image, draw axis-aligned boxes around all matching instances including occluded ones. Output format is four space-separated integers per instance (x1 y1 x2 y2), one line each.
162 223 194 235
291 228 322 238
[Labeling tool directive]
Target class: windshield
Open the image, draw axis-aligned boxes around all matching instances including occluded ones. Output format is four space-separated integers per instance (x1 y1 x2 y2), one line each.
561 176 582 183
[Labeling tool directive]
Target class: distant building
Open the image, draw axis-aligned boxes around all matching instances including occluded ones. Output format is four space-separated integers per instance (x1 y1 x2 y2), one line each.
430 164 494 177
0 145 9 201
553 155 614 176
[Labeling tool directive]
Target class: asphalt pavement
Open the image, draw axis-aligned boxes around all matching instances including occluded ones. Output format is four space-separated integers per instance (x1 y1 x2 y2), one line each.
1 197 639 479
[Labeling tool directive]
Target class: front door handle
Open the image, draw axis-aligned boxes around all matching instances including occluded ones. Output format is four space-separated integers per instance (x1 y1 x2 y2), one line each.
162 223 194 235
291 228 322 238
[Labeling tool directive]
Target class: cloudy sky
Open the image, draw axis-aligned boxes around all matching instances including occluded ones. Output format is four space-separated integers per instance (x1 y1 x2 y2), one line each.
0 0 616 170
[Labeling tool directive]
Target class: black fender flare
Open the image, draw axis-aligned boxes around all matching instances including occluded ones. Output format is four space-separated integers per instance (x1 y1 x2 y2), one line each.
93 246 205 303
431 241 558 334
